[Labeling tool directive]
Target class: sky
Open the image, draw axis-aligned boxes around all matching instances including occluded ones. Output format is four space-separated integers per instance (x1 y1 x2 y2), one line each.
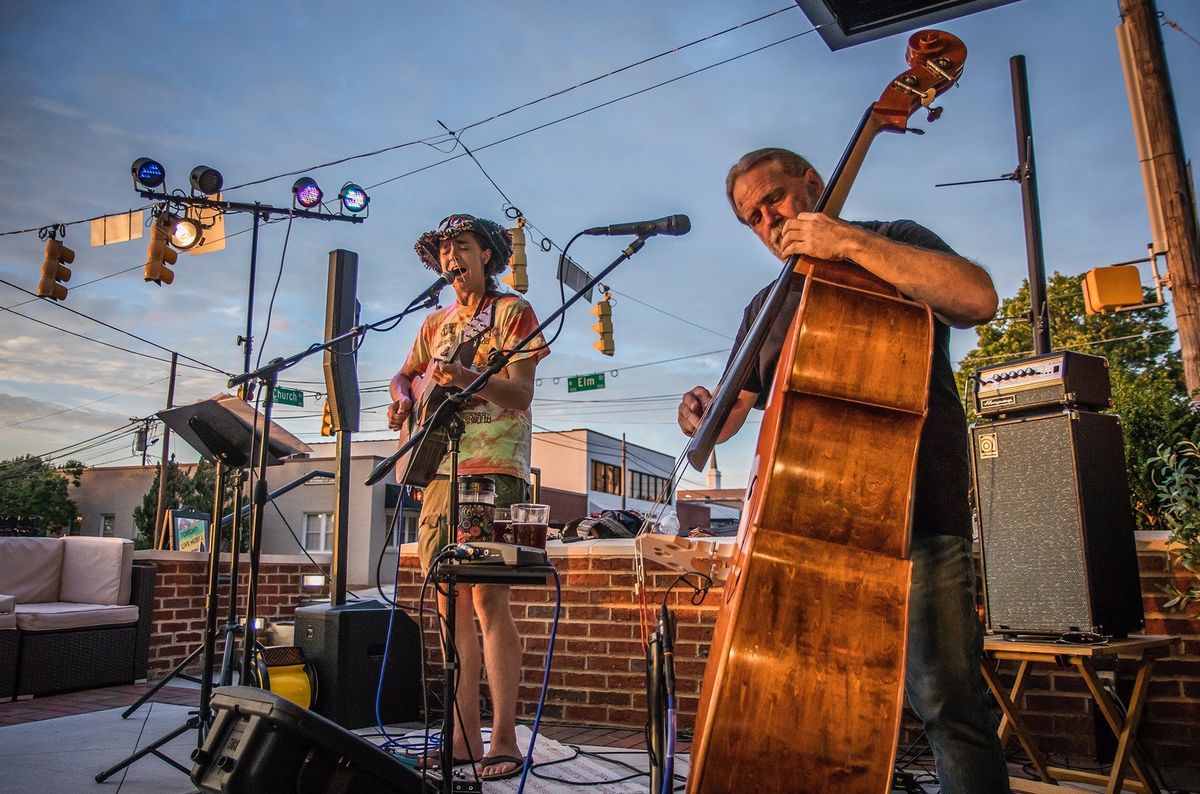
1 0 1198 493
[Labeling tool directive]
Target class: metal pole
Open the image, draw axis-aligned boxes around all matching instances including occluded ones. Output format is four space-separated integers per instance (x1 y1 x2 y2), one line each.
154 352 178 549
1010 55 1052 355
621 433 627 510
330 428 350 607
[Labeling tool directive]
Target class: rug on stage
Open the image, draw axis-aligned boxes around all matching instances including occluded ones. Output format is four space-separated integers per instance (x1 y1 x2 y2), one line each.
392 724 687 793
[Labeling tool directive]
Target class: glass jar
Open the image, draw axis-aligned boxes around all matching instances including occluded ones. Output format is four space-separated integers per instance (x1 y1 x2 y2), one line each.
455 476 496 544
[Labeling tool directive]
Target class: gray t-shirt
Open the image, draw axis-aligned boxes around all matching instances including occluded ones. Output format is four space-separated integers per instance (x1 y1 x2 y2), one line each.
726 219 972 539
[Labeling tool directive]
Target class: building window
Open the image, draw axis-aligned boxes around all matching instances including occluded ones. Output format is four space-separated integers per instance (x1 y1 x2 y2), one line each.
304 512 333 552
100 514 115 537
386 510 420 549
629 470 670 503
591 460 623 495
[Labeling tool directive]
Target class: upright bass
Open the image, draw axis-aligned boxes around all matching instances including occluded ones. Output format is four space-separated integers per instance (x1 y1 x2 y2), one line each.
685 30 967 794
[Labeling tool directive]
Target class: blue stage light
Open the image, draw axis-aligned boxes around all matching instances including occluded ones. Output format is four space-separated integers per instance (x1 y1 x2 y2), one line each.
132 158 166 189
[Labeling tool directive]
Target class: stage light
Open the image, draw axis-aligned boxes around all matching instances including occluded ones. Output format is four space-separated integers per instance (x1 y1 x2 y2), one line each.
131 158 166 189
165 214 202 250
338 182 370 214
292 177 323 209
189 165 224 195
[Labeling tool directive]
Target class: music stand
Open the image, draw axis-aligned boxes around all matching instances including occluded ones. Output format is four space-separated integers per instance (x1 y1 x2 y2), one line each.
96 394 310 784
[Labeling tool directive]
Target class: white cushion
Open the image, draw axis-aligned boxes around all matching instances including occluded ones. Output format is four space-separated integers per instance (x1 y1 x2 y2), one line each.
0 594 14 613
60 537 133 606
14 602 139 631
0 537 64 603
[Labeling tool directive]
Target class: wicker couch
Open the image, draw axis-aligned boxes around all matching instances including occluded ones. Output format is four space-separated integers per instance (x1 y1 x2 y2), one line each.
0 536 155 699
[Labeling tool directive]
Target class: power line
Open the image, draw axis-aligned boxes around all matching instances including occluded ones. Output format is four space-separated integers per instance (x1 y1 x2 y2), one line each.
535 348 729 382
0 276 230 375
0 376 171 430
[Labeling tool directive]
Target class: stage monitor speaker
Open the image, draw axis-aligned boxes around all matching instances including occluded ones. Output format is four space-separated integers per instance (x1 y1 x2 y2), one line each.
323 248 360 433
191 685 435 793
971 410 1144 637
295 599 421 729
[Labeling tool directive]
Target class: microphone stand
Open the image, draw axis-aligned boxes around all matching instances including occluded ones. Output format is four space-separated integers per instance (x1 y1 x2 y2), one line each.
226 281 447 681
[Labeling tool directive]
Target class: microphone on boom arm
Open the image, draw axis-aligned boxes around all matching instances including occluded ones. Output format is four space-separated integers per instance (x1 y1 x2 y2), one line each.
413 267 464 305
583 214 691 237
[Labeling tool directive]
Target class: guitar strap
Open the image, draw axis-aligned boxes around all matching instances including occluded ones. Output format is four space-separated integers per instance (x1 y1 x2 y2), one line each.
444 298 498 371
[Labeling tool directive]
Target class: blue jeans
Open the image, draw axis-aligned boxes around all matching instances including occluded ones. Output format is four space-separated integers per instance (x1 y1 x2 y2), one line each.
906 534 1010 794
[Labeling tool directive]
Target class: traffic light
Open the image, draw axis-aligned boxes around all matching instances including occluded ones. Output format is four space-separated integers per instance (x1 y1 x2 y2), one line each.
37 239 74 301
1082 265 1143 315
590 289 614 356
321 402 334 437
144 216 177 285
502 220 529 293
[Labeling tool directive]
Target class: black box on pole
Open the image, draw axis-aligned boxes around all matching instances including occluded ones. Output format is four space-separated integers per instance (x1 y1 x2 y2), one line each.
971 410 1144 638
323 249 361 433
295 600 421 729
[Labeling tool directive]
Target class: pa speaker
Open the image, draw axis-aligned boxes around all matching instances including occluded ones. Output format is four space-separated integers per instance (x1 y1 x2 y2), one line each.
191 686 434 793
323 249 360 433
971 410 1144 637
295 600 421 729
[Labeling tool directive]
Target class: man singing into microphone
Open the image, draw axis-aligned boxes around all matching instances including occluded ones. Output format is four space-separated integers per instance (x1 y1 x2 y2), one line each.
678 149 1008 793
387 213 548 781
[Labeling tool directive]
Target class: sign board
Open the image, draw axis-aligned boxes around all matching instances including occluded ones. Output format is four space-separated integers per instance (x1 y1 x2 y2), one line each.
273 386 304 407
170 509 211 553
567 373 605 393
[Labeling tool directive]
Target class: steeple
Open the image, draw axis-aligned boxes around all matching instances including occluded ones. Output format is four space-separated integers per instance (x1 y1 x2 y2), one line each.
706 450 721 490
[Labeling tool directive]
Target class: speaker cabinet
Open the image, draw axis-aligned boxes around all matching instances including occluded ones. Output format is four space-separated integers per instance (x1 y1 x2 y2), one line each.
295 600 421 729
323 249 361 433
971 410 1144 637
191 686 434 793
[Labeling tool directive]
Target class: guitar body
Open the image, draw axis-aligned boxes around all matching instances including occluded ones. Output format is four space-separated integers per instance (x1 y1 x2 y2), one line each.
395 370 454 487
689 261 932 793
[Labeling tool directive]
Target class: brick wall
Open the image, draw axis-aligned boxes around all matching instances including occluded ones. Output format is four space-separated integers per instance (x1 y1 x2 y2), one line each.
137 551 328 679
138 539 1199 787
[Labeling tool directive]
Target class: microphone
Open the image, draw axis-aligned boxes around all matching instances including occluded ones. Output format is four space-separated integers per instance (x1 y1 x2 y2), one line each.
583 214 691 237
414 268 463 305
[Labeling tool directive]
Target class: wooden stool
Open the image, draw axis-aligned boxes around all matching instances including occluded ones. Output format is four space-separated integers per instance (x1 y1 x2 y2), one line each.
981 634 1178 794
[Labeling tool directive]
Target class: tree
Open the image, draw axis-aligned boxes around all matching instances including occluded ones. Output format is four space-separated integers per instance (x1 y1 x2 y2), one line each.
956 273 1200 530
0 455 81 536
132 457 241 550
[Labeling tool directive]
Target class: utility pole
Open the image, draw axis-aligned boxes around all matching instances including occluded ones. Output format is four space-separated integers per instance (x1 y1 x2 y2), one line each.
153 353 178 549
621 433 627 510
1120 0 1200 398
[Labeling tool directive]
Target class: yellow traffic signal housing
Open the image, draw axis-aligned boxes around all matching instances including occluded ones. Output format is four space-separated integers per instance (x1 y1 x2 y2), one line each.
1082 265 1143 315
502 222 528 293
590 292 614 356
320 402 334 437
37 240 74 301
144 218 177 285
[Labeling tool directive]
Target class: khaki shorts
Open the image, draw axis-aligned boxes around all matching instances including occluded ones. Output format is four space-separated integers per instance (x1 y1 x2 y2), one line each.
417 474 528 575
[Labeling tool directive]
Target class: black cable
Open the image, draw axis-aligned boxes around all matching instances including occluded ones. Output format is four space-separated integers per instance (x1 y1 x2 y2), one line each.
253 213 295 371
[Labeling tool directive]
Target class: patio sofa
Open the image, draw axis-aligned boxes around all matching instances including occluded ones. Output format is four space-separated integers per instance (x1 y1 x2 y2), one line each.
0 536 155 699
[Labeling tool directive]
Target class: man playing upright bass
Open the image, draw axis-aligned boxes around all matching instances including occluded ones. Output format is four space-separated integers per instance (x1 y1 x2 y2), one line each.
678 148 1010 794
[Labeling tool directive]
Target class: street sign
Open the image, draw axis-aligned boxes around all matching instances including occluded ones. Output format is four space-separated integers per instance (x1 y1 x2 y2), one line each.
273 386 304 407
567 373 605 393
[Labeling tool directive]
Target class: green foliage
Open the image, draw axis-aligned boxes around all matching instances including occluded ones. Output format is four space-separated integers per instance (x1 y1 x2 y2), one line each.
0 455 81 535
133 458 216 549
956 272 1198 531
1149 441 1200 613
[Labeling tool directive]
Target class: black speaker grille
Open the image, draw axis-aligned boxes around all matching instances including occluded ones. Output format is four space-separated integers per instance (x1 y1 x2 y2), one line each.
973 410 1144 636
974 415 1093 633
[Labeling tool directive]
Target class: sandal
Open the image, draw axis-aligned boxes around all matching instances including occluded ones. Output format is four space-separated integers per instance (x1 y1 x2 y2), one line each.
478 753 525 781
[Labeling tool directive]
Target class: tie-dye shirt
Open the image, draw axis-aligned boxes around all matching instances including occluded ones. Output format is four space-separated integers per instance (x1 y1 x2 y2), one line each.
400 293 548 481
